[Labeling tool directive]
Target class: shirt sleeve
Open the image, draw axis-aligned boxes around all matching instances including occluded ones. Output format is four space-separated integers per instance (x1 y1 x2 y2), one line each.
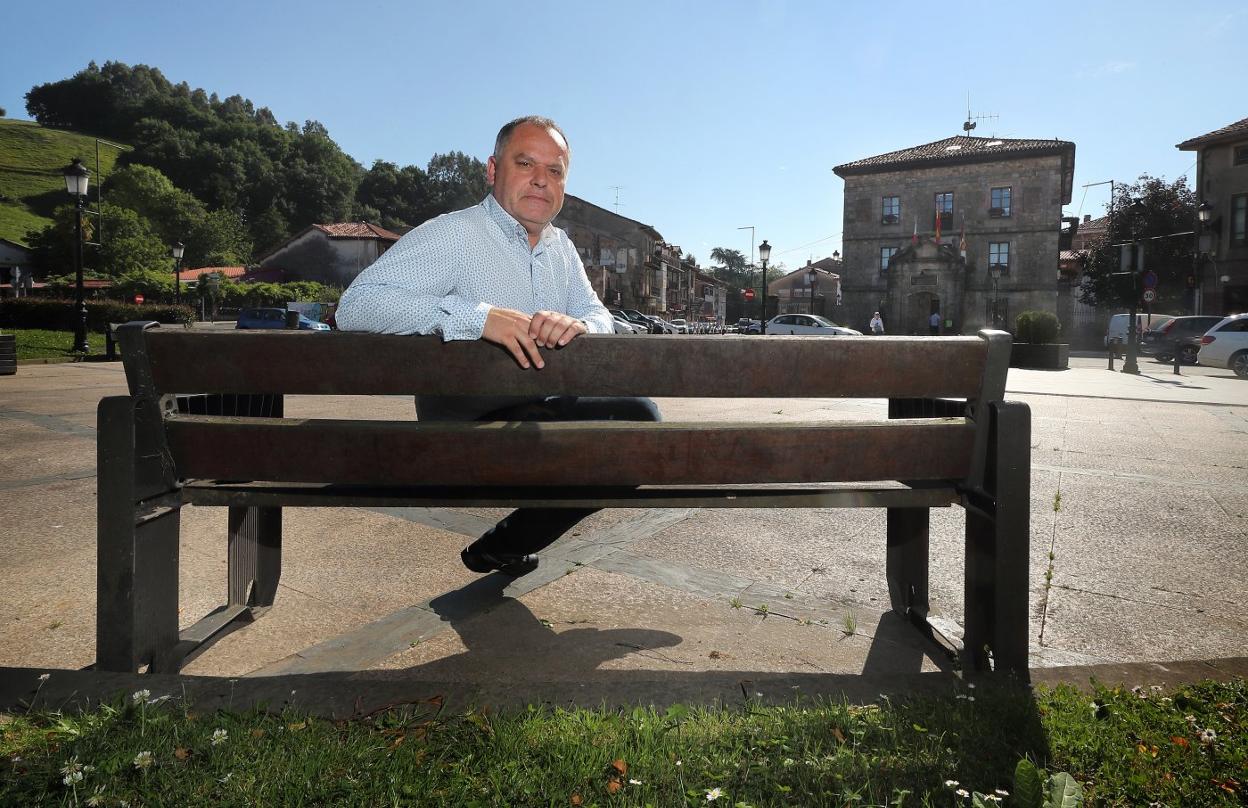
561 243 615 334
335 220 489 340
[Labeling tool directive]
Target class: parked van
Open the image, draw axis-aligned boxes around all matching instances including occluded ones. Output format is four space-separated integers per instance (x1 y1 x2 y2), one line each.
1105 312 1177 352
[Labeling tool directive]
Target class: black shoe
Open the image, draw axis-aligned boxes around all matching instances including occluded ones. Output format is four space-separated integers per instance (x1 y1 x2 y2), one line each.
460 546 539 577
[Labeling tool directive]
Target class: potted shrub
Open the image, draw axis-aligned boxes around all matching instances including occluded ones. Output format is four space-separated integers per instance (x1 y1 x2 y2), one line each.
1011 310 1069 369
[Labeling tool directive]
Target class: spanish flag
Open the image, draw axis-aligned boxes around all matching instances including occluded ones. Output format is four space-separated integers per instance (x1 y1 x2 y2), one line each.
912 218 919 246
959 222 967 258
934 208 942 245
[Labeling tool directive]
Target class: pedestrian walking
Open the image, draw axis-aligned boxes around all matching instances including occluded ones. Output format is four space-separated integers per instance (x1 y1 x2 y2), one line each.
929 310 941 335
869 311 884 335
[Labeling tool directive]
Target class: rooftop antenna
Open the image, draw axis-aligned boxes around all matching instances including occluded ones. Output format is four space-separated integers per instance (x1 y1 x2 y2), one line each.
609 185 625 212
962 94 998 135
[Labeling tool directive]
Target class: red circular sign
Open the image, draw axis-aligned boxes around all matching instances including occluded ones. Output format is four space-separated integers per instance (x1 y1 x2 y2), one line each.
743 288 756 301
134 294 145 304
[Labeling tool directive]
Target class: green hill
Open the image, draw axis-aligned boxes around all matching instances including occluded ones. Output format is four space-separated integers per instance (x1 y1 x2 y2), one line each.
0 119 129 245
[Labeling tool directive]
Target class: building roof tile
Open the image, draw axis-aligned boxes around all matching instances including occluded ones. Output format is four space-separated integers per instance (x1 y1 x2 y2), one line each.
1175 116 1248 150
312 222 402 240
833 135 1075 175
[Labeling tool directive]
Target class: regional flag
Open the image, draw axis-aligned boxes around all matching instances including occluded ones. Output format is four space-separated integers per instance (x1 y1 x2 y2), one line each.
912 218 919 246
934 208 942 245
959 222 967 258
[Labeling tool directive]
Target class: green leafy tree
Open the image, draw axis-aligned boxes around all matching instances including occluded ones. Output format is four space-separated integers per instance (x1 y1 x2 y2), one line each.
105 163 207 245
423 151 488 221
187 208 253 267
708 247 753 292
1078 175 1197 311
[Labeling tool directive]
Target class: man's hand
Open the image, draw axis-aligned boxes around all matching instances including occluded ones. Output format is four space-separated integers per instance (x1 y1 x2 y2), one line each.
482 308 586 369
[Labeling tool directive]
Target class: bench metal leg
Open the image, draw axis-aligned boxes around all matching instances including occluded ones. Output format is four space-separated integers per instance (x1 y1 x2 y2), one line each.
96 396 181 673
963 400 1031 675
886 507 930 622
228 505 282 607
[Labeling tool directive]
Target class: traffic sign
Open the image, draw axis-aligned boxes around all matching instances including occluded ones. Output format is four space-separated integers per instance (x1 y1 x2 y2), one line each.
1142 289 1156 303
743 288 756 301
1142 270 1158 289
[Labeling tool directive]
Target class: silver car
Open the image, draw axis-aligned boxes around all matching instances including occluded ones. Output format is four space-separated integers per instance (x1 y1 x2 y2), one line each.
764 314 862 336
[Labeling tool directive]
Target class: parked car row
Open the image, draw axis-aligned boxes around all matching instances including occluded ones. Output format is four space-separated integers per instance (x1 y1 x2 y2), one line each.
1111 311 1248 377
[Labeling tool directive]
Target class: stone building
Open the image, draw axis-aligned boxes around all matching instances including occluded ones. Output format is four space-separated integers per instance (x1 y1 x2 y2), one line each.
554 194 680 317
833 135 1075 335
256 222 401 287
1177 115 1248 315
768 258 842 318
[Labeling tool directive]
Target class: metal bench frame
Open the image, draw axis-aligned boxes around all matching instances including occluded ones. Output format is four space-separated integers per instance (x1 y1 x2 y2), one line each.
97 323 1030 675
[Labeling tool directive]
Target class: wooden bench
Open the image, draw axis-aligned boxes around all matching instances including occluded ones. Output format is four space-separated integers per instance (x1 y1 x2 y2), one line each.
97 322 1031 676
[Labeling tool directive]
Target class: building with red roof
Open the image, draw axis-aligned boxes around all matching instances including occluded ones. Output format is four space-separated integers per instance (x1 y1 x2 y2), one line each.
255 222 402 287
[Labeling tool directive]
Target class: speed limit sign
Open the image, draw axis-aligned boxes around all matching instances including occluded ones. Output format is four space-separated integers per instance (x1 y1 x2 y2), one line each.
1142 289 1156 303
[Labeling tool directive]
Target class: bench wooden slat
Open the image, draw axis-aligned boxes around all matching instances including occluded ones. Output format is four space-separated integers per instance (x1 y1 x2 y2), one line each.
137 330 990 399
180 481 962 509
164 416 976 486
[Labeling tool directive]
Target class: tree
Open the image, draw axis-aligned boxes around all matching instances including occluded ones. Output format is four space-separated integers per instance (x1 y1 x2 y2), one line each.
423 151 488 221
708 247 753 291
27 202 168 277
1078 175 1197 311
105 163 206 245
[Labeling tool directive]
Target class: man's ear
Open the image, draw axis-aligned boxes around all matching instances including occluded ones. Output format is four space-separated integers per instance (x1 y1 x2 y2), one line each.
486 155 497 185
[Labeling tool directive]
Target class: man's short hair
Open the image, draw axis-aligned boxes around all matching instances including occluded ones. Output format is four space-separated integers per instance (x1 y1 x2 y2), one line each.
494 116 570 161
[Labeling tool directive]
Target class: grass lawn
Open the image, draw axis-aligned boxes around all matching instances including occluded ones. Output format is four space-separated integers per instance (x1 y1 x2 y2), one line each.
5 327 106 360
0 119 129 244
2 678 1243 806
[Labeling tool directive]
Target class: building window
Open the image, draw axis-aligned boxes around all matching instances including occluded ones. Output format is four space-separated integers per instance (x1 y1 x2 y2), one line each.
990 186 1012 217
880 246 898 272
934 192 954 230
1233 194 1247 246
989 241 1010 273
881 196 900 224
1235 145 1248 166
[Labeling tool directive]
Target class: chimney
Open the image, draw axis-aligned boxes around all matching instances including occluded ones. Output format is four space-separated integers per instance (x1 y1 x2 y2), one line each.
1083 214 1091 223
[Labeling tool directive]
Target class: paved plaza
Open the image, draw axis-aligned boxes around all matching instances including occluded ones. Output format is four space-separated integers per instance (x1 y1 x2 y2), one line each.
1 352 1246 714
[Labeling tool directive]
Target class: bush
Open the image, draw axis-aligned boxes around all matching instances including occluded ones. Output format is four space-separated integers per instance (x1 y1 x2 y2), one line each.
1015 310 1061 344
0 298 193 331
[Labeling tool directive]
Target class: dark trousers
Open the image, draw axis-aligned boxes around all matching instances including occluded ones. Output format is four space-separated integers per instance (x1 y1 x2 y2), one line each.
470 396 661 556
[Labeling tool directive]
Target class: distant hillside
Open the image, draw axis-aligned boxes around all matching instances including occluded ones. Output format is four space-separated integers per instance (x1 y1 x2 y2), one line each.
0 119 129 245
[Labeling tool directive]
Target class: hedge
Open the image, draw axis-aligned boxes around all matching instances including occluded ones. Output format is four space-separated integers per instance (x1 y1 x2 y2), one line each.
1014 310 1061 344
0 298 193 331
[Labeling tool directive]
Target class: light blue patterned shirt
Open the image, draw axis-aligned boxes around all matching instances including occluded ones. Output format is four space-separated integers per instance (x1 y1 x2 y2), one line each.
336 194 613 339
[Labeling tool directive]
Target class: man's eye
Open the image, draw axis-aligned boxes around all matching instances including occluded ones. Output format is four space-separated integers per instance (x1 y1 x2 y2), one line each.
517 159 531 167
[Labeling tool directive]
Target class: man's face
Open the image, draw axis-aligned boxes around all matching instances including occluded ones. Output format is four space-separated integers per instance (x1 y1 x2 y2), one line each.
488 123 569 238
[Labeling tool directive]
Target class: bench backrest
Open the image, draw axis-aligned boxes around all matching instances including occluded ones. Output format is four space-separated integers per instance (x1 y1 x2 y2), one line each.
116 323 1011 490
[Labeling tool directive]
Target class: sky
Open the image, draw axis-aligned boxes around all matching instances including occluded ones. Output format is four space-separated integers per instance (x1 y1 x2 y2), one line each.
3 0 1246 271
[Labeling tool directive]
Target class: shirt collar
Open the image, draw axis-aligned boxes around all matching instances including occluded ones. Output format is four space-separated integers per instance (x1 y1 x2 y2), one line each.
482 194 555 246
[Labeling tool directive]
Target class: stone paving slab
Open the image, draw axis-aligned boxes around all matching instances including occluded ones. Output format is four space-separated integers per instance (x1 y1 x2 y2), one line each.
1 357 1246 715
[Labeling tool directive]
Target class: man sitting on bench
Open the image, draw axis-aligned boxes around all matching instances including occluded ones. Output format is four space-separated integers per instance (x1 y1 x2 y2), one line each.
336 115 660 577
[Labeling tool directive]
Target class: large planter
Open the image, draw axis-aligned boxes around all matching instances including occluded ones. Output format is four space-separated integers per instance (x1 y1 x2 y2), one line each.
0 334 15 375
1010 342 1069 370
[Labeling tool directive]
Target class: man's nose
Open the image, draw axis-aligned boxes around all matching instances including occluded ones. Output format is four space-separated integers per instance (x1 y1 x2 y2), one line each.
530 172 546 186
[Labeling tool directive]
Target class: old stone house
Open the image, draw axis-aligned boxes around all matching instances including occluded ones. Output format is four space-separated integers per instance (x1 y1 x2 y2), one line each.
554 195 683 317
1177 115 1248 315
833 135 1075 335
768 258 842 318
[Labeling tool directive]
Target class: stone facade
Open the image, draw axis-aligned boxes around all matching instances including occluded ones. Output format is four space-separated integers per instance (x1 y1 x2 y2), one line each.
1177 116 1248 316
834 137 1074 335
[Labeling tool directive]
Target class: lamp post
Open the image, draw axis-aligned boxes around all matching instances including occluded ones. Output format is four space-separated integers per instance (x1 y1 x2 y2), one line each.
171 241 185 305
62 158 91 354
758 239 771 330
806 267 818 315
1195 201 1213 316
989 264 1002 328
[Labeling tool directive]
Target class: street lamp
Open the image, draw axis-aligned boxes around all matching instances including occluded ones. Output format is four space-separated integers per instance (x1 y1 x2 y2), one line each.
62 158 90 354
806 267 818 315
171 241 185 305
758 239 771 329
989 264 1002 328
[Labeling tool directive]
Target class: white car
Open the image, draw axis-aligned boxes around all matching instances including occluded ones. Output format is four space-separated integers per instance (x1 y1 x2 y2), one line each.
645 316 678 334
611 316 644 335
764 314 863 336
1197 312 1248 378
669 318 689 334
